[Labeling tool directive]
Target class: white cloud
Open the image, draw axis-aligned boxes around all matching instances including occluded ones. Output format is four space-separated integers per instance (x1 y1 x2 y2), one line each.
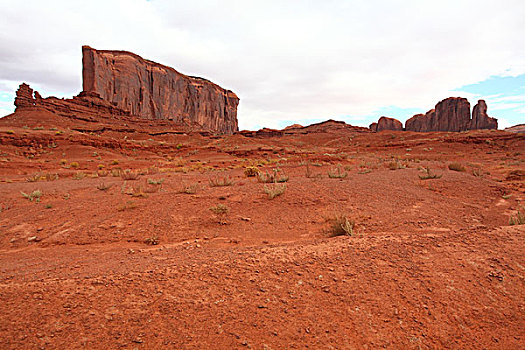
1 0 524 128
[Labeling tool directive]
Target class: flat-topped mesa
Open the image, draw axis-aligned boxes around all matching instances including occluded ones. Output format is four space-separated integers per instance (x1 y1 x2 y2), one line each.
369 116 403 132
81 46 239 134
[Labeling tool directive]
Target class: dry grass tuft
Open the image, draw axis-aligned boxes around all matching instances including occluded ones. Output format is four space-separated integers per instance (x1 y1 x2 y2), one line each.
448 162 466 172
264 183 286 199
209 175 234 187
121 169 140 180
327 214 355 237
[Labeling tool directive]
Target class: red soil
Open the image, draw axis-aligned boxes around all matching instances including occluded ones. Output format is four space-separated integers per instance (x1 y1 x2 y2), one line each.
0 109 524 349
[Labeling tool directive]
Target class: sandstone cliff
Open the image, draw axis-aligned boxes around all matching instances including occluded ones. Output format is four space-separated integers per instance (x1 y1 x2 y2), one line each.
469 100 497 130
405 97 471 132
82 46 239 134
404 97 497 132
369 116 403 132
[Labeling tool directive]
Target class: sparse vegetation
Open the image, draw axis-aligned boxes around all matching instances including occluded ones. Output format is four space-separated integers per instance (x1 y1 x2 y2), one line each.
419 167 442 180
21 190 42 202
97 183 113 191
147 178 165 185
210 204 229 224
72 172 86 180
44 204 52 209
144 236 159 245
328 164 348 179
70 162 79 169
209 175 234 187
305 163 322 178
121 169 140 180
472 168 483 177
386 161 406 170
264 183 287 199
257 168 289 183
244 166 260 177
179 183 199 194
27 172 59 182
509 207 525 225
328 214 355 237
448 162 466 172
117 200 137 211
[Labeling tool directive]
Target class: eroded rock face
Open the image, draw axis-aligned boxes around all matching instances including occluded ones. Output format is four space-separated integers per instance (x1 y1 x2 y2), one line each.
81 46 239 134
14 83 36 109
405 97 471 132
469 100 498 130
370 117 403 132
404 97 497 132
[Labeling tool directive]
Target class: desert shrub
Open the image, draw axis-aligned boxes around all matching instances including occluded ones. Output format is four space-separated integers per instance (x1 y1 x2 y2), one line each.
147 178 165 185
305 163 322 178
97 183 112 191
257 168 289 183
472 168 483 177
111 160 119 165
26 172 42 182
386 161 406 170
210 204 229 224
264 183 286 199
97 170 108 177
419 167 442 180
328 164 348 179
328 214 355 237
448 162 466 172
110 168 121 177
117 200 137 211
70 162 79 169
72 172 86 180
179 183 199 194
244 166 260 177
121 169 140 180
509 207 525 225
209 175 234 187
144 236 159 245
21 190 42 202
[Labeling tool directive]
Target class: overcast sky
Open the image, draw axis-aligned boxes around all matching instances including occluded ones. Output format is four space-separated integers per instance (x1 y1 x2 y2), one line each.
1 0 524 129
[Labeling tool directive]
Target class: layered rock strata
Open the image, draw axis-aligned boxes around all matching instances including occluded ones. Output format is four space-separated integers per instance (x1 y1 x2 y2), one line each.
81 46 239 134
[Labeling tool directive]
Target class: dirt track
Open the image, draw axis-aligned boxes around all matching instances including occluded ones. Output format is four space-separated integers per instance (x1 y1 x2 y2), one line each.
0 111 524 349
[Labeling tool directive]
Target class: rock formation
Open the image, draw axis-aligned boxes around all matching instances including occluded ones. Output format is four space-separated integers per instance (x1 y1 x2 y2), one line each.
405 97 471 132
369 116 403 132
81 46 239 134
14 83 36 109
403 97 497 132
469 100 497 130
504 124 525 133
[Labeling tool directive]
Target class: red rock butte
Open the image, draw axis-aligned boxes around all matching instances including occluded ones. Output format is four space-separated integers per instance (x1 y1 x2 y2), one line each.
370 97 498 132
13 46 240 135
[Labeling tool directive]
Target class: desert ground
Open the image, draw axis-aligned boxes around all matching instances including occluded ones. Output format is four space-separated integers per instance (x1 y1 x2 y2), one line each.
0 110 524 349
